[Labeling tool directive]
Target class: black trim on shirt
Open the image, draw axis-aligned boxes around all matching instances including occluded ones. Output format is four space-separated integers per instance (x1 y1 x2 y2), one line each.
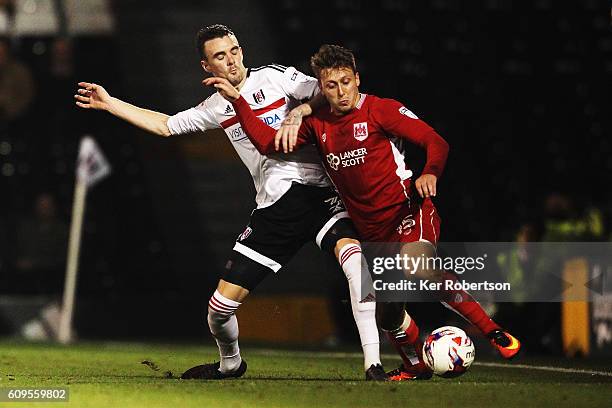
251 64 287 73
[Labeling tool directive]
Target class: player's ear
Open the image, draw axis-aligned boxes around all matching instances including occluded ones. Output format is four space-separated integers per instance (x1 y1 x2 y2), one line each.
355 72 360 87
201 59 211 73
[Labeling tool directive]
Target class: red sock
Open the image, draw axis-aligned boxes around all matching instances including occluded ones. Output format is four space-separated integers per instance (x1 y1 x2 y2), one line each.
442 272 501 335
386 313 422 367
388 312 420 345
403 317 420 345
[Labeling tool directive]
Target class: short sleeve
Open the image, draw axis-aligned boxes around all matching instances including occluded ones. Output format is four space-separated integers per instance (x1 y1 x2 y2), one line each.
277 66 320 102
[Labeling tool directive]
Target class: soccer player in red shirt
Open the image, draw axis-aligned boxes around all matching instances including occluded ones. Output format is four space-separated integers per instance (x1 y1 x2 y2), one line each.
206 44 521 380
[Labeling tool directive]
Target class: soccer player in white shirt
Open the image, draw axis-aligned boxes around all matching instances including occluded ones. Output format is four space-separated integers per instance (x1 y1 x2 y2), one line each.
75 24 386 381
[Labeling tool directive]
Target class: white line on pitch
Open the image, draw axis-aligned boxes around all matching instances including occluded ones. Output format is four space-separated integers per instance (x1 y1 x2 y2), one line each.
472 361 612 377
251 349 612 377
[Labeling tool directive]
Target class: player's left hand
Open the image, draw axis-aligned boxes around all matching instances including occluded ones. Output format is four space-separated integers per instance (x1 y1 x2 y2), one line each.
202 77 240 102
275 110 302 153
415 174 437 198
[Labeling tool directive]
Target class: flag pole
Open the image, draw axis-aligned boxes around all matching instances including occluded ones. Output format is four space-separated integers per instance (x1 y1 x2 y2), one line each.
58 179 87 344
58 136 111 344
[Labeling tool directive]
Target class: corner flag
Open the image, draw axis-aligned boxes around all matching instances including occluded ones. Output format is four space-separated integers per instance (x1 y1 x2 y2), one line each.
77 136 111 188
58 136 111 344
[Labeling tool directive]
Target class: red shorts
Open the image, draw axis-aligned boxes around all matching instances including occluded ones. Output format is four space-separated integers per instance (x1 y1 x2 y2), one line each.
382 197 441 245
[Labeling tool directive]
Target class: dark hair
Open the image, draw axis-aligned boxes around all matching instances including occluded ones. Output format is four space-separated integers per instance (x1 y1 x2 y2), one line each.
310 44 356 78
196 24 235 60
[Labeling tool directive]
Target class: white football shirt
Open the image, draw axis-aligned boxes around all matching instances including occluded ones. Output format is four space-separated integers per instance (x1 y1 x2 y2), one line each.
167 65 330 208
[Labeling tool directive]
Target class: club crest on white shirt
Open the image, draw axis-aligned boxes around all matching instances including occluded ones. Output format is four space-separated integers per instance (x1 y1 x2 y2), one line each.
253 89 266 104
353 122 368 141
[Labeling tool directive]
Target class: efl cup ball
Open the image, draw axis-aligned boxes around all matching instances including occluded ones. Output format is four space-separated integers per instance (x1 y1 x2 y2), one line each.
423 326 475 378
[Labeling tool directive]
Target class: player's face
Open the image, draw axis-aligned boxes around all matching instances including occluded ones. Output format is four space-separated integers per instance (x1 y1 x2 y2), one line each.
319 67 360 115
201 35 247 87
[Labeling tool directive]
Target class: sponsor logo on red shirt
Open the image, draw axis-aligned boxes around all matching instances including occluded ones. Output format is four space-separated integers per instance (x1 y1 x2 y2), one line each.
326 148 368 171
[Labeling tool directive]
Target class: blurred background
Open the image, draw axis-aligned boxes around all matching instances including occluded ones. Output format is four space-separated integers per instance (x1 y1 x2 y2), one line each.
0 0 610 358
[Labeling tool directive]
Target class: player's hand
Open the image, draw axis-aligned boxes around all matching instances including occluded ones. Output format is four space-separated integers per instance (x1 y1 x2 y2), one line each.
275 110 302 153
415 174 437 198
203 77 240 102
74 82 112 111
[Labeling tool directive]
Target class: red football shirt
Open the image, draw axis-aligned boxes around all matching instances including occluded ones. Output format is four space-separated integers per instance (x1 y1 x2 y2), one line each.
232 93 449 241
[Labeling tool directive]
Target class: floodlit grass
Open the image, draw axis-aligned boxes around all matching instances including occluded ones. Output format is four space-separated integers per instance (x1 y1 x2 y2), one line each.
0 341 610 407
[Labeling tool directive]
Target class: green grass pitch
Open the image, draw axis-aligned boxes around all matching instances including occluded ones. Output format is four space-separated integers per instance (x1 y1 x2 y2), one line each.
0 341 610 407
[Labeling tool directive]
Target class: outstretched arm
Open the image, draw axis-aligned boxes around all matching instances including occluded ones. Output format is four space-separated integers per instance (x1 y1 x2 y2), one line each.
232 96 279 154
203 77 310 155
75 82 172 137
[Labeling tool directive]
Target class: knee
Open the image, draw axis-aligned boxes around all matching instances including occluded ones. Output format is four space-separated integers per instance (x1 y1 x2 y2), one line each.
334 238 361 259
319 218 360 255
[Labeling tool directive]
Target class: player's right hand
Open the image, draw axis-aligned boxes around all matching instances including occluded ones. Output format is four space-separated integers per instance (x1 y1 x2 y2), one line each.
203 77 240 102
275 111 302 153
74 82 111 111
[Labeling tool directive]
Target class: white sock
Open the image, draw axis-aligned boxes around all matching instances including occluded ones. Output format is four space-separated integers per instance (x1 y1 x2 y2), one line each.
338 243 381 370
207 290 242 373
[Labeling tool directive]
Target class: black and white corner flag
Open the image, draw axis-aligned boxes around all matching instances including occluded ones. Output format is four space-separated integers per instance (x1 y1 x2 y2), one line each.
76 136 111 188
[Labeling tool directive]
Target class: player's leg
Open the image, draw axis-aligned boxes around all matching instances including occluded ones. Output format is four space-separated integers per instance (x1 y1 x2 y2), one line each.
379 305 431 381
181 254 271 380
315 205 385 380
381 240 437 381
376 201 447 380
182 193 303 380
376 300 420 361
439 277 521 359
416 198 521 359
208 279 248 374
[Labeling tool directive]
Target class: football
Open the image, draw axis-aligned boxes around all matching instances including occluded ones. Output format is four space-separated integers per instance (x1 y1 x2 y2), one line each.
423 326 475 378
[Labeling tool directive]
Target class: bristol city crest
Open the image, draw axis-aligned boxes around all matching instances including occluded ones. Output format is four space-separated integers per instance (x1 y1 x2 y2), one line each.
353 122 368 141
